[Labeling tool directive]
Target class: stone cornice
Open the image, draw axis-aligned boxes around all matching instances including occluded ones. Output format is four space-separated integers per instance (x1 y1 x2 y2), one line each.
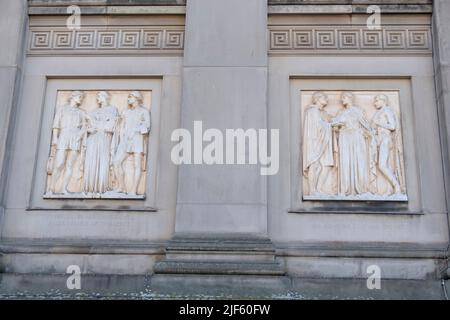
29 5 186 15
268 0 432 4
29 0 432 4
28 0 186 6
28 0 432 15
28 0 187 15
268 4 432 14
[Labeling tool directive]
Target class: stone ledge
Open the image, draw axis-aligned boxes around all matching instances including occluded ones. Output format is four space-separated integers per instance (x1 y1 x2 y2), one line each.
1 238 447 258
28 5 186 15
0 238 167 254
268 0 432 4
27 1 432 15
268 4 432 14
29 0 432 6
275 242 448 259
29 5 432 15
28 0 185 6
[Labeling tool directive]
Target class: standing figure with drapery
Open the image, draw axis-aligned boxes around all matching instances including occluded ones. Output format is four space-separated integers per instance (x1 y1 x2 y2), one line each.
48 91 86 194
113 91 151 196
83 91 119 194
330 92 375 196
302 92 334 195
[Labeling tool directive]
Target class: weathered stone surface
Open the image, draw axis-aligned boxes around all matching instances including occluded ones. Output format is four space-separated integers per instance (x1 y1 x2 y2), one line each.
0 0 448 300
0 273 445 300
0 0 27 241
154 261 285 275
28 0 186 6
269 0 431 4
433 0 450 278
289 278 444 300
175 0 268 236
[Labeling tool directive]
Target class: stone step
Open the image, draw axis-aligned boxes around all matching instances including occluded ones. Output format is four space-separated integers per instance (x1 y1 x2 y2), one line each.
165 251 276 262
153 260 285 276
166 234 277 253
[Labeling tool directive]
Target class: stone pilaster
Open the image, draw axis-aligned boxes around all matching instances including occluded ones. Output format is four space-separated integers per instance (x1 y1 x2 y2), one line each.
0 0 27 238
174 0 269 236
154 0 285 280
432 0 450 276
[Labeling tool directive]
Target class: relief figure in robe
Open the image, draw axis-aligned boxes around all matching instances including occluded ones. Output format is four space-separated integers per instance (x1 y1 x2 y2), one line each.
330 92 375 196
83 91 119 194
302 92 334 195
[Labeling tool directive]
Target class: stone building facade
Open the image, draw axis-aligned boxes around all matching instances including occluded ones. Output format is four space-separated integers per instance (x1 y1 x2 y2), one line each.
0 0 449 299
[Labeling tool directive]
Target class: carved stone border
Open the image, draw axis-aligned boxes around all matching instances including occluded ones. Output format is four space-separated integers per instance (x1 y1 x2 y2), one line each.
28 26 185 55
269 26 432 55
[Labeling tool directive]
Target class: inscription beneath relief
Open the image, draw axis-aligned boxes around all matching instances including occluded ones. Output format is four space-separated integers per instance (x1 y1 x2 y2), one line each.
301 91 407 201
44 90 152 199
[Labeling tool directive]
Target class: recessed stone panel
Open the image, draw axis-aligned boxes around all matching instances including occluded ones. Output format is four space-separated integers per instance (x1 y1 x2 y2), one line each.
44 90 152 200
300 90 407 202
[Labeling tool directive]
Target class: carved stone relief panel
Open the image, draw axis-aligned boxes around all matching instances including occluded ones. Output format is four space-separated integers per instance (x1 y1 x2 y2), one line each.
44 90 152 199
301 91 407 201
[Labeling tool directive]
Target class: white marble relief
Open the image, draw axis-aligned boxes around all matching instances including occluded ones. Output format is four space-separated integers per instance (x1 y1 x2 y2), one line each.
302 91 407 201
44 90 152 199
